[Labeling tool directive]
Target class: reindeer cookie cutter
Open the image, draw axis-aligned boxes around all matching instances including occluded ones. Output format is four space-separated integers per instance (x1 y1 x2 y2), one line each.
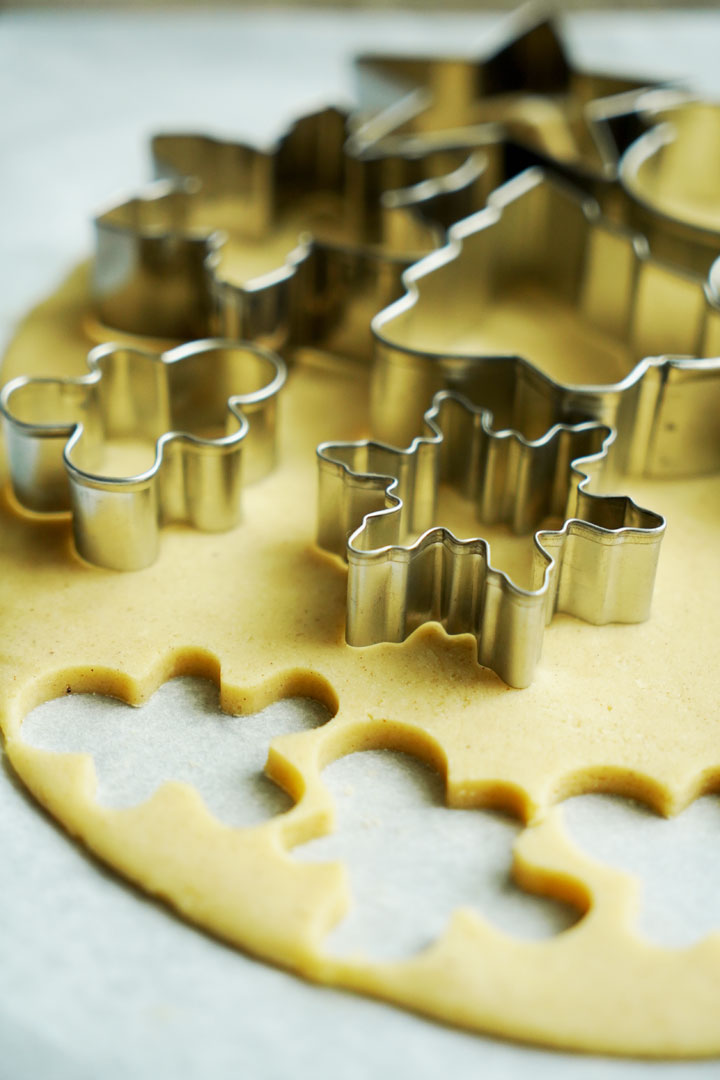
92 107 494 361
620 101 720 276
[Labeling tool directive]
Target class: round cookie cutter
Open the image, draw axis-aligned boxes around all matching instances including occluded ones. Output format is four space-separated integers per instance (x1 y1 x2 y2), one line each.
620 101 720 275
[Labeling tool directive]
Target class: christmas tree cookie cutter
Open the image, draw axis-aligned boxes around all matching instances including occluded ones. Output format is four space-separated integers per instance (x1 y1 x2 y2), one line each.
370 166 720 479
0 339 286 571
317 390 665 689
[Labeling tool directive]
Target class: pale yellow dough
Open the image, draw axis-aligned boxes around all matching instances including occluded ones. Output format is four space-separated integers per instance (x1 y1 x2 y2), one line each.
2 265 720 1058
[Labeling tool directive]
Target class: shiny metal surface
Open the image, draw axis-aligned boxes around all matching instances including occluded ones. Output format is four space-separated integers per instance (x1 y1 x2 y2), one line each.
90 8 691 369
93 108 494 359
371 168 720 476
352 6 680 206
28 12 720 686
0 339 286 571
317 390 664 689
621 102 720 275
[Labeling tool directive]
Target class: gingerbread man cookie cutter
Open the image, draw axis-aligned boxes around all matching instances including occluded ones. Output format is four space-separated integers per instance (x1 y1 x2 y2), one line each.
317 389 665 689
0 339 286 571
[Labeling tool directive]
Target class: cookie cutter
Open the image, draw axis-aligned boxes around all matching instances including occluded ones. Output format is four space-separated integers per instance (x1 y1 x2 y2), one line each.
371 167 720 478
0 339 286 571
352 4 683 206
93 107 492 360
317 390 665 689
620 101 720 275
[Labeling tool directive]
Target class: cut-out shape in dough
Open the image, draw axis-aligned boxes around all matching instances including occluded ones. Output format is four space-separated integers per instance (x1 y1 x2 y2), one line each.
564 792 720 948
4 266 720 1058
21 676 330 828
295 748 579 958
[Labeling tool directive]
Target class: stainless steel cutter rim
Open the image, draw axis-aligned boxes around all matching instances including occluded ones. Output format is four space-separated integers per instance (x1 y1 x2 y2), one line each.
0 338 287 492
93 169 428 324
379 152 489 215
0 374 100 439
95 176 312 295
619 118 720 247
94 177 220 241
92 103 508 349
317 382 666 686
162 337 288 404
352 88 640 187
96 177 352 339
206 233 312 294
350 5 687 187
321 392 665 606
371 165 720 396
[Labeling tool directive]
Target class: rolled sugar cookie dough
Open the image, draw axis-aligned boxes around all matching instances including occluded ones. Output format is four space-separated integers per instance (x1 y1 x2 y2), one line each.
2 264 720 1057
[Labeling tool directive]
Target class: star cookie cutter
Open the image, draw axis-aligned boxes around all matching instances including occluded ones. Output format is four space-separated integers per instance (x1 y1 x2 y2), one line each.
620 101 720 275
0 339 286 571
371 167 720 477
352 5 685 202
317 390 665 689
93 107 492 359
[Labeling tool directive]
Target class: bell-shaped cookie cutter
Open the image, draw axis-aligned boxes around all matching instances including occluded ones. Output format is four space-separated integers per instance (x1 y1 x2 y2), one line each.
0 339 286 571
371 167 720 476
317 390 665 689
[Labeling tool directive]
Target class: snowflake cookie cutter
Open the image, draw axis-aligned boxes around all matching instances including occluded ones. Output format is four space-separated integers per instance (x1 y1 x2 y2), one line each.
370 166 720 478
0 339 286 571
317 389 665 689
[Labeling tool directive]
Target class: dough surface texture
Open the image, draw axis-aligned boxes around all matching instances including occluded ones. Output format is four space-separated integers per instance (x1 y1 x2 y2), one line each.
2 266 720 1057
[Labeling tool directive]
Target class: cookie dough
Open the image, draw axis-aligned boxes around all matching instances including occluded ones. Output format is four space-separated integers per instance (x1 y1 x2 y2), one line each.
2 265 720 1057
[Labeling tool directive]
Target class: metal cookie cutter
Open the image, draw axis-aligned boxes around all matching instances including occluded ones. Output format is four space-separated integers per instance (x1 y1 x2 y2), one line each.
352 5 681 206
0 339 286 571
93 107 491 360
317 390 665 689
93 108 347 344
621 101 720 275
371 167 720 477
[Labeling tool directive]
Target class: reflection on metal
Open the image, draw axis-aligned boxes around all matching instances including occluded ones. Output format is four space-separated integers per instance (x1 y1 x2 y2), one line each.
0 340 286 571
621 102 720 275
352 4 682 203
93 108 494 358
21 7 719 687
91 8 694 367
317 391 665 689
371 168 720 478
